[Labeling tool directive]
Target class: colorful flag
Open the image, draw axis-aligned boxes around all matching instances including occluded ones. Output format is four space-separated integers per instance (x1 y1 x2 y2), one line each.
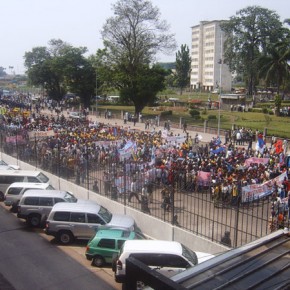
256 134 265 154
274 140 283 154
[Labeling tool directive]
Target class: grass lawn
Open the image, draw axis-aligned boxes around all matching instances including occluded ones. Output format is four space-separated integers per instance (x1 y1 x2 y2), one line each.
96 103 290 138
95 90 290 138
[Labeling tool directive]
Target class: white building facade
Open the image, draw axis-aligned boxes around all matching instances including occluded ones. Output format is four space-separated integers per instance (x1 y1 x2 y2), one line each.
190 20 232 92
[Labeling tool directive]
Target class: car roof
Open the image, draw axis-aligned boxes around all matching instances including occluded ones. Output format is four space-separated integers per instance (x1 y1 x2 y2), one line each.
122 240 182 254
95 229 135 239
7 182 51 189
0 165 15 170
51 202 101 213
22 190 71 198
0 170 42 176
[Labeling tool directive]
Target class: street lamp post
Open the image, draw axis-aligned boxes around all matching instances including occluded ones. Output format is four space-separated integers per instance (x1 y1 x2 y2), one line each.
217 33 223 137
95 71 98 118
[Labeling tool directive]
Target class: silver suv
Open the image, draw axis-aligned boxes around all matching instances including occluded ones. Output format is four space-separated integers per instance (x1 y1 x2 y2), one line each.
45 202 135 245
17 190 80 227
4 182 54 211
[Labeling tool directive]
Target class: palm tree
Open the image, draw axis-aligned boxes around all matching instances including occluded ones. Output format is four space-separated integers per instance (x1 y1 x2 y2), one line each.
257 42 289 96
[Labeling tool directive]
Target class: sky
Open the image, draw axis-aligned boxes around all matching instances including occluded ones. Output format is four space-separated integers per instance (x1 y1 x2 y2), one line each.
1 0 290 75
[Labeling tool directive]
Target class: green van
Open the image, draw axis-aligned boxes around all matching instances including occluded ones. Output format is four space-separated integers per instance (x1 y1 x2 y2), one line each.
85 229 145 267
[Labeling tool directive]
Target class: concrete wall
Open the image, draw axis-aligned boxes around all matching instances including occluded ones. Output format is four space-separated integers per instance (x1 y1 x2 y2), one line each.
1 153 227 255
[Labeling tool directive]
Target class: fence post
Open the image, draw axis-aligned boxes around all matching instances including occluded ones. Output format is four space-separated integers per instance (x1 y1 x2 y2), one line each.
34 133 37 169
86 157 90 199
204 120 208 133
123 161 127 206
264 127 267 138
234 204 240 248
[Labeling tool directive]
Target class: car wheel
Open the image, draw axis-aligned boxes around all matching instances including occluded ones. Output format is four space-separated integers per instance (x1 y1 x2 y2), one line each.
28 214 41 227
92 255 105 267
11 201 19 213
57 231 74 245
0 191 4 202
112 256 117 272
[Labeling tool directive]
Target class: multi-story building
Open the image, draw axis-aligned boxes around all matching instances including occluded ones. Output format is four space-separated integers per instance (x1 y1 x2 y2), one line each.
190 20 232 92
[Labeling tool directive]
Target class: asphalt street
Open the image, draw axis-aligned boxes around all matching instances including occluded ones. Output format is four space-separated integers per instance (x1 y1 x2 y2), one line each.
0 203 121 290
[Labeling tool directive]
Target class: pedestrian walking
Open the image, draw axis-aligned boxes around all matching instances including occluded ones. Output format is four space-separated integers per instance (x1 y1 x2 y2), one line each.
128 178 141 203
93 180 99 193
183 121 187 133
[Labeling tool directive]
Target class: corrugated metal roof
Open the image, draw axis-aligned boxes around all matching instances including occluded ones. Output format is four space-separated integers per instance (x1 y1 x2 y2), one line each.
171 230 290 289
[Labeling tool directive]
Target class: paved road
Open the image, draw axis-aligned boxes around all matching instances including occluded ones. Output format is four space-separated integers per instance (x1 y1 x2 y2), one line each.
0 203 121 290
74 109 276 150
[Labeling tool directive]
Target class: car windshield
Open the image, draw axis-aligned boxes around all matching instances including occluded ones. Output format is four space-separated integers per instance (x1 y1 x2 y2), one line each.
36 172 49 183
182 244 198 266
63 192 78 203
98 206 113 223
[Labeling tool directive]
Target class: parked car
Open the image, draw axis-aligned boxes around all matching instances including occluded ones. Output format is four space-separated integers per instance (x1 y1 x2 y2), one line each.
0 160 20 170
0 170 50 201
85 229 146 267
4 182 54 211
45 202 135 244
113 240 215 284
17 190 85 227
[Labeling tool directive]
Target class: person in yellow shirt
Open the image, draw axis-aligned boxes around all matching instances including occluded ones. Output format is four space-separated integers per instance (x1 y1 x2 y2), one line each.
231 182 238 206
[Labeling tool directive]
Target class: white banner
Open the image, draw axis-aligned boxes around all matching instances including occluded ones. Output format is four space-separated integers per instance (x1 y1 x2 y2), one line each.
241 172 287 203
28 130 55 140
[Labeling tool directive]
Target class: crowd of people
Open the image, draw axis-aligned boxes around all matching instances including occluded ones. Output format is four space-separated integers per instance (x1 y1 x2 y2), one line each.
0 94 290 227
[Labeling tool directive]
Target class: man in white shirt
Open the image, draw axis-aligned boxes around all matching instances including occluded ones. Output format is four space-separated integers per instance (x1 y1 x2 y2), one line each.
129 178 141 203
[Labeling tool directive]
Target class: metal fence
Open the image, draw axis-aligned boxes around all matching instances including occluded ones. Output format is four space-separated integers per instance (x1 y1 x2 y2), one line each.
0 129 287 248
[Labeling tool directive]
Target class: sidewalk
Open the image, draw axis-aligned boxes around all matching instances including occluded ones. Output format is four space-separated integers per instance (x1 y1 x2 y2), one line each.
43 108 272 151
88 111 282 153
87 111 223 145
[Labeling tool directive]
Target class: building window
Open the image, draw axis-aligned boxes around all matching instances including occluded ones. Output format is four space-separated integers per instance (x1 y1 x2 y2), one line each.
192 30 199 35
205 26 215 32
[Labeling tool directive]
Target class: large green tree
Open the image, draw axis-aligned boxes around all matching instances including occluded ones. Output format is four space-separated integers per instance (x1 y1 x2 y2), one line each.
0 67 6 77
258 42 290 96
24 39 95 106
175 44 191 95
221 6 285 96
101 0 176 114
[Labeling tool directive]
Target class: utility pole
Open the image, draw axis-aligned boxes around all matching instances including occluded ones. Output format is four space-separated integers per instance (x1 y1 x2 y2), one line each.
95 71 98 118
218 32 223 137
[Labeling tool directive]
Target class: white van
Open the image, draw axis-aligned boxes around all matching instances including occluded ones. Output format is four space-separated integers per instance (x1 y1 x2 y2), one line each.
107 96 120 102
113 240 215 284
4 182 54 210
0 170 50 201
17 190 80 227
45 202 135 244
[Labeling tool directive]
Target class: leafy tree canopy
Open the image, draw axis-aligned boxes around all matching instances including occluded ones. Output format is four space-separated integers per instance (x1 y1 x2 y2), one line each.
101 0 176 113
24 39 95 106
221 6 286 95
175 44 191 94
0 67 7 77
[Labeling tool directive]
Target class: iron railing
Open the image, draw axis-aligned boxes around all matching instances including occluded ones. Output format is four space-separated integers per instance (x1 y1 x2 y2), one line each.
0 128 287 248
